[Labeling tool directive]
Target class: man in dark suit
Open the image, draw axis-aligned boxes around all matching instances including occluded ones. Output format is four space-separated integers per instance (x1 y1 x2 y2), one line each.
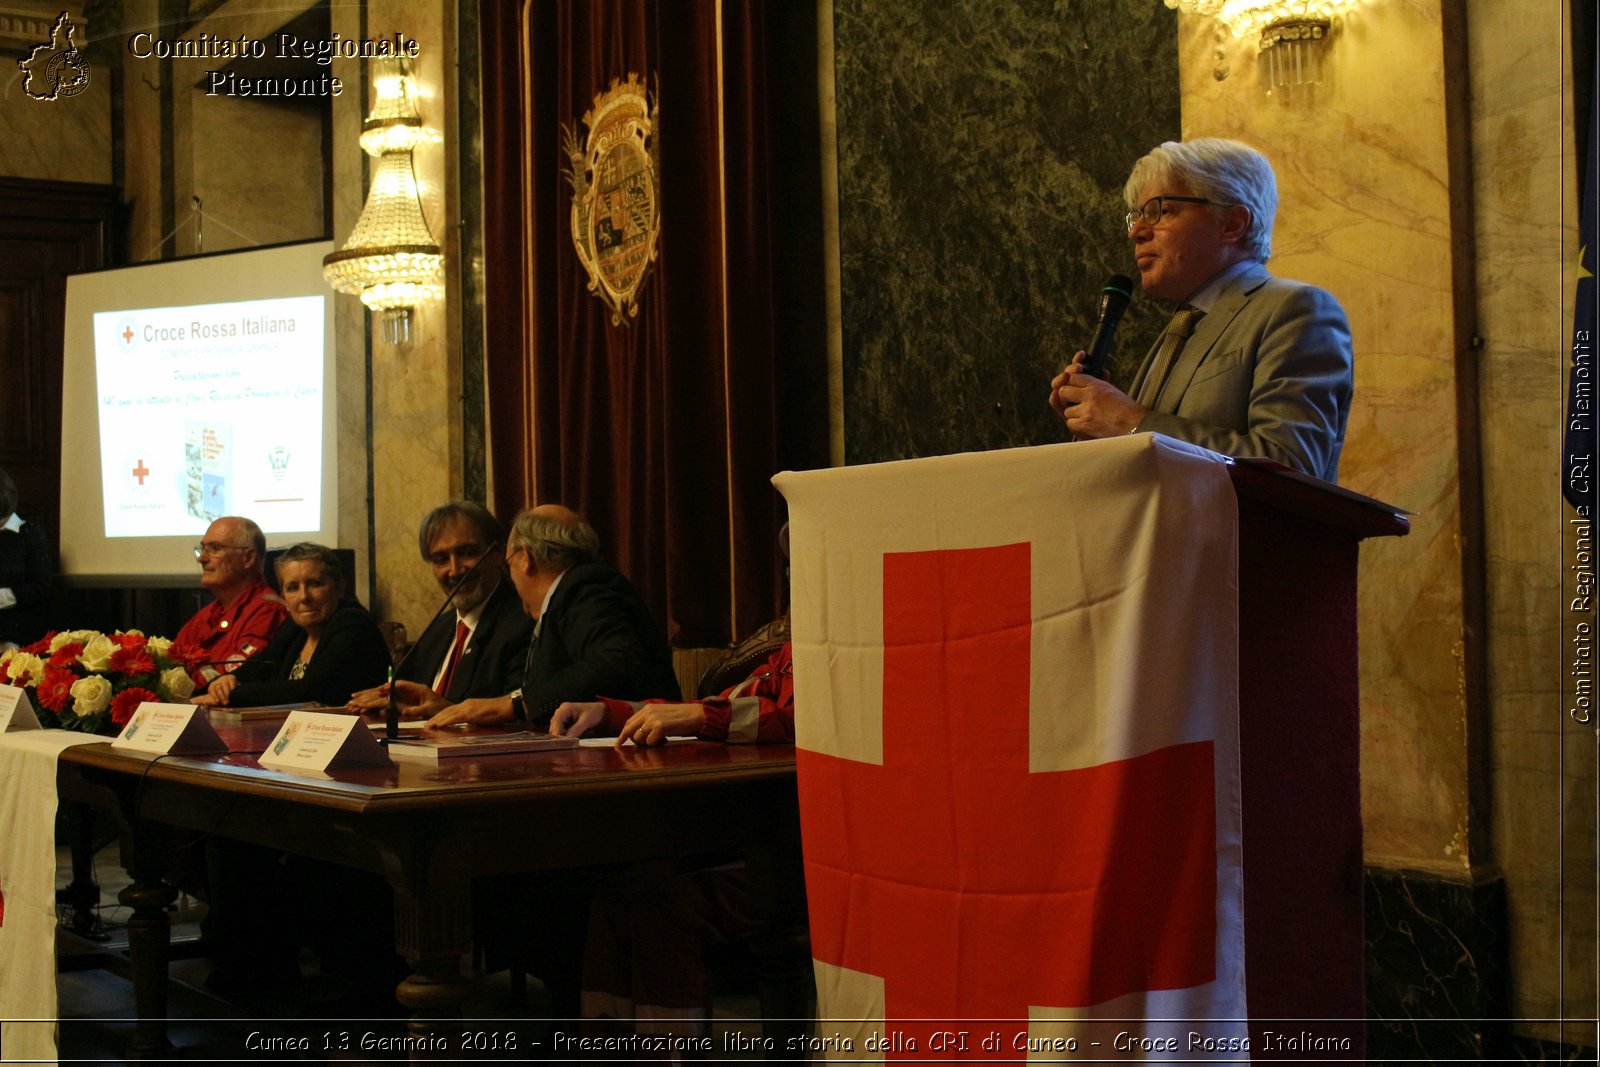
398 504 679 729
348 501 531 711
1049 137 1352 483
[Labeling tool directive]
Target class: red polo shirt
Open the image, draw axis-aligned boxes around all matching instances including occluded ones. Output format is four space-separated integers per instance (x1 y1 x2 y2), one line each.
174 575 288 688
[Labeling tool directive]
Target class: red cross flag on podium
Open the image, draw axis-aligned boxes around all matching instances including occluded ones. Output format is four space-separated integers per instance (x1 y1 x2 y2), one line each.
774 435 1248 1060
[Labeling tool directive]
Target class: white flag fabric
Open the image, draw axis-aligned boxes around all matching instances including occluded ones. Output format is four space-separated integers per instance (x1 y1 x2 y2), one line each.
0 730 107 1066
774 434 1248 1061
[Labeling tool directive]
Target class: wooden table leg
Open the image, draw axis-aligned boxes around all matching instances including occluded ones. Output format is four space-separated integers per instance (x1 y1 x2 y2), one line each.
379 837 474 1059
118 869 177 1059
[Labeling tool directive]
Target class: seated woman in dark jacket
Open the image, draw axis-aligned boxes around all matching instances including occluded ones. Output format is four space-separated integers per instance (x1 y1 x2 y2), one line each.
192 542 390 708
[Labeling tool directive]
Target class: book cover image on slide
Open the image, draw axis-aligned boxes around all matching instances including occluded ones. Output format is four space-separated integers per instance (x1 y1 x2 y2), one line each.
185 422 231 521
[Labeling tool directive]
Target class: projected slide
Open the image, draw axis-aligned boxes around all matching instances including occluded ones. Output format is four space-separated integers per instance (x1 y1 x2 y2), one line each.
92 296 325 538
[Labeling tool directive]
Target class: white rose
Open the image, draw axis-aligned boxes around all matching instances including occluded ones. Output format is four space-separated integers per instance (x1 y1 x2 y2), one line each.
145 636 173 660
69 674 113 715
78 635 117 673
120 628 144 639
54 629 99 651
6 653 44 687
159 666 195 702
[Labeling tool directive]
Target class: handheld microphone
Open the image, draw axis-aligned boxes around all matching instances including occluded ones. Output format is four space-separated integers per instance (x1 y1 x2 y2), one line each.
383 541 503 741
1081 274 1135 380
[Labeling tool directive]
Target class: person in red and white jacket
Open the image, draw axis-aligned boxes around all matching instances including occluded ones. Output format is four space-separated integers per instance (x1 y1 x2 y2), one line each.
547 641 793 746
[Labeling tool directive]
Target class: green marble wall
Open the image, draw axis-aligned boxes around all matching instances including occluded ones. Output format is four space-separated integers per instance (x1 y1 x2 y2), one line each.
833 0 1180 463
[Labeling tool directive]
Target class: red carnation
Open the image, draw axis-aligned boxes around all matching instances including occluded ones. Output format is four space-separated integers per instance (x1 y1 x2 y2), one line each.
110 687 158 726
114 632 147 652
109 645 158 677
20 632 55 655
47 643 84 669
37 668 76 712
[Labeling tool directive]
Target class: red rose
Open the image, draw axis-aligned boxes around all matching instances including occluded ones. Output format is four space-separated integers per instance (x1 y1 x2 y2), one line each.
109 687 158 726
47 643 84 669
37 668 76 712
109 645 157 677
114 632 147 652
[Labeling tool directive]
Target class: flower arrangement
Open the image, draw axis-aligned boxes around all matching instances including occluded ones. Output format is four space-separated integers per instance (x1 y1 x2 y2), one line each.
0 629 196 735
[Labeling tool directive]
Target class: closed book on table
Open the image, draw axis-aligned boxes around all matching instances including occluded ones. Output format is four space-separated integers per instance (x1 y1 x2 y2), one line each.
204 702 317 724
384 730 577 762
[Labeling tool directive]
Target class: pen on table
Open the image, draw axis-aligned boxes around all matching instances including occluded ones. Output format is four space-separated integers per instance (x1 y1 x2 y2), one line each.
384 666 399 740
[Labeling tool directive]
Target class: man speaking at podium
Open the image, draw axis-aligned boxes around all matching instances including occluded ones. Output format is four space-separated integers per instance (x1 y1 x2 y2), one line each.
1049 138 1353 483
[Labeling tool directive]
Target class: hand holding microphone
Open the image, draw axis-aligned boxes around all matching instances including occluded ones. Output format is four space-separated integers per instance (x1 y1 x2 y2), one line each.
1081 274 1134 379
1050 274 1146 439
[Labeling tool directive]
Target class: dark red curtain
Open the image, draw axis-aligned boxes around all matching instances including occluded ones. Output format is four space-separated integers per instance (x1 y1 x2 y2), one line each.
481 0 825 647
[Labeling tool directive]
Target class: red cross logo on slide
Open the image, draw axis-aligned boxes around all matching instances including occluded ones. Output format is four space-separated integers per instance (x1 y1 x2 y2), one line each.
797 543 1217 1056
131 459 149 485
122 325 133 344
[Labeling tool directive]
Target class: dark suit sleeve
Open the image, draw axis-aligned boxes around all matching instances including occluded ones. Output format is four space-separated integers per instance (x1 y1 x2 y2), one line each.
398 613 453 686
522 583 662 724
452 582 533 700
1137 283 1352 481
230 606 393 707
487 610 534 697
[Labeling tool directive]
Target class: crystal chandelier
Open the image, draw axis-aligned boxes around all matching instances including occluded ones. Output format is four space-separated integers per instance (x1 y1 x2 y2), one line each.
322 60 443 345
1164 1 1357 94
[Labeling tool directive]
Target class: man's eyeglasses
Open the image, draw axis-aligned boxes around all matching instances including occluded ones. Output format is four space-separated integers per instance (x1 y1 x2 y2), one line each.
1125 195 1231 233
194 542 247 558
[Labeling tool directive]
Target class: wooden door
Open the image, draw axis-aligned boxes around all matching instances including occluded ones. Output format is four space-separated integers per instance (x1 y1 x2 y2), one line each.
0 178 117 560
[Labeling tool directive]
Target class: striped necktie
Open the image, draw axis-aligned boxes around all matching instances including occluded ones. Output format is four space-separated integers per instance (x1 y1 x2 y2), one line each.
1136 305 1204 408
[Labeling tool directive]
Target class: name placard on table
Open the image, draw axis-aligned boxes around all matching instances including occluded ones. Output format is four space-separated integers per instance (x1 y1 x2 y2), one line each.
260 710 391 772
0 684 42 732
112 702 227 755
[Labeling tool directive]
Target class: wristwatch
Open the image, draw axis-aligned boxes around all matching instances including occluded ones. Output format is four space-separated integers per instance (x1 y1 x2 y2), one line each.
509 688 526 722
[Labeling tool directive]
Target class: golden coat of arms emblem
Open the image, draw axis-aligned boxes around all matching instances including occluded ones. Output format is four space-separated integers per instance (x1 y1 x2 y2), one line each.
564 74 661 325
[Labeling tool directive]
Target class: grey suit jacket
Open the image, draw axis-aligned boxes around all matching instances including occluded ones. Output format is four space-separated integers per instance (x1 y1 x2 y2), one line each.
1127 262 1353 483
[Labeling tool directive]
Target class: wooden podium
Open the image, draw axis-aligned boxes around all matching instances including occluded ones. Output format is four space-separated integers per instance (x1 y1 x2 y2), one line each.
1227 458 1408 1055
775 436 1407 1058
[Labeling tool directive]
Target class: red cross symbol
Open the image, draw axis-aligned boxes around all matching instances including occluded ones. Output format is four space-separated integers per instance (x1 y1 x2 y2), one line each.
798 542 1217 1055
131 459 150 485
122 325 134 344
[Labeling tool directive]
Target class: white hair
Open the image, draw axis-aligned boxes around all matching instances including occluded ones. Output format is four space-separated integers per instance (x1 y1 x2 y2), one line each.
1124 138 1278 263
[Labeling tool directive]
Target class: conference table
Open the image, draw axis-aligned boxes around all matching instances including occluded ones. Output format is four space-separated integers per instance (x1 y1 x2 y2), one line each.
55 720 805 1057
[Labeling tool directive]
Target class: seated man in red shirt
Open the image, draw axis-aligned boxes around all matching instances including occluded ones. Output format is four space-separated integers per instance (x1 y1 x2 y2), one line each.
175 515 287 693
